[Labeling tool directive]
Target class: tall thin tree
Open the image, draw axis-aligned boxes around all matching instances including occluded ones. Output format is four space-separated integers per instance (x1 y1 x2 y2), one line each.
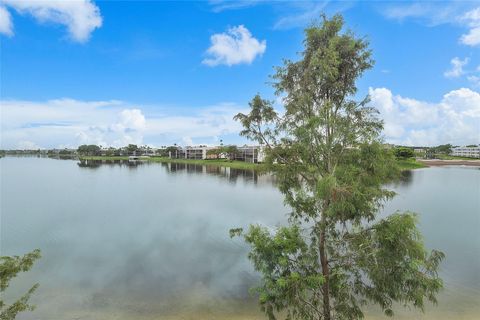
232 15 444 320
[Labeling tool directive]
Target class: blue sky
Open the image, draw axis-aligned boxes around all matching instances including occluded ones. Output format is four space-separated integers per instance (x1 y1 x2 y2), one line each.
1 1 479 148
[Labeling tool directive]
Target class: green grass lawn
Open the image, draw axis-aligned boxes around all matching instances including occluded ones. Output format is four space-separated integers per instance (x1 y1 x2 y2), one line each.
149 157 267 170
396 158 428 170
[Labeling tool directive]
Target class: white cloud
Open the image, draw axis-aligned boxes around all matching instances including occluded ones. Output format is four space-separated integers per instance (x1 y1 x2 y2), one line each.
76 108 147 147
208 1 352 30
209 0 261 13
273 2 354 30
112 109 146 132
273 2 329 30
381 2 462 25
0 98 246 149
1 0 102 42
443 56 480 88
182 136 194 146
460 26 480 46
145 104 245 145
459 7 480 46
444 57 469 78
460 7 480 46
0 5 13 36
369 87 480 146
380 3 480 46
16 140 41 150
383 3 429 20
203 25 266 66
468 75 480 88
0 99 142 148
3 90 478 150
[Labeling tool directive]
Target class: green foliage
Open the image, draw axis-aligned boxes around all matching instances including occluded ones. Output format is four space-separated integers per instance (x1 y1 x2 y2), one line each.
396 159 427 170
394 147 414 159
349 213 445 313
233 14 443 320
223 145 240 159
0 249 41 320
207 148 221 156
126 144 139 154
58 149 74 155
229 228 244 238
241 225 326 320
77 144 101 156
163 146 178 156
431 144 452 155
105 147 118 156
207 146 239 159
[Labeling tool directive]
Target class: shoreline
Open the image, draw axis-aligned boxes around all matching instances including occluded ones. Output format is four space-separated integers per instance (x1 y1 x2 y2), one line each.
419 159 480 167
11 154 475 170
79 156 428 171
78 156 267 171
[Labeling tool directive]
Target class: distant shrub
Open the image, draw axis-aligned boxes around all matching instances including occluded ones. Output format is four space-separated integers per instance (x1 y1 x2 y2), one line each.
394 147 414 159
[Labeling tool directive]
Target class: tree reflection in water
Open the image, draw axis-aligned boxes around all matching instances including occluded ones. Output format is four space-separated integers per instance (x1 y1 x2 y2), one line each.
162 162 274 185
77 159 275 186
77 159 144 169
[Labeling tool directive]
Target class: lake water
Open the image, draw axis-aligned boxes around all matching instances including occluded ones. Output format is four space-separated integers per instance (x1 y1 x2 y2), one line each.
1 157 479 319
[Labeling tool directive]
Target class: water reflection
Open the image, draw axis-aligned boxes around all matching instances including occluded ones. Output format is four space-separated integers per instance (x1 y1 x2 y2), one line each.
76 159 276 185
2 157 286 319
396 169 414 186
161 162 275 185
77 159 146 168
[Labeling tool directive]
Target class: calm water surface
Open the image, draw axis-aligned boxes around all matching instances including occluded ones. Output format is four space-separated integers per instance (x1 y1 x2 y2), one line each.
1 157 479 319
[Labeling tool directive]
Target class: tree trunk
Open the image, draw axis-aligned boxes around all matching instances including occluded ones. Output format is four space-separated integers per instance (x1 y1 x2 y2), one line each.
319 222 331 320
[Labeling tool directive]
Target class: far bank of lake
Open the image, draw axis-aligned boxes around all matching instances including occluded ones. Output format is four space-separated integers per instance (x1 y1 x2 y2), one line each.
78 155 433 170
79 156 268 171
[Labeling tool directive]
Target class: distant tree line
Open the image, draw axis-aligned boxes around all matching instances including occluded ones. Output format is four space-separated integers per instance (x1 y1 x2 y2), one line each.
76 144 168 156
391 143 480 159
430 144 453 155
2 142 477 159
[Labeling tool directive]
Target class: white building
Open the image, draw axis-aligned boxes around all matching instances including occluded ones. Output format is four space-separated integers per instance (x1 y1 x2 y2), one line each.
234 145 265 163
169 145 265 162
451 146 480 158
169 146 214 160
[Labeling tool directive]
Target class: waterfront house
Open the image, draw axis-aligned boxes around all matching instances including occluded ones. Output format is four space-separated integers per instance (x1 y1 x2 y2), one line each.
169 145 265 163
169 146 214 160
234 145 265 163
451 146 480 158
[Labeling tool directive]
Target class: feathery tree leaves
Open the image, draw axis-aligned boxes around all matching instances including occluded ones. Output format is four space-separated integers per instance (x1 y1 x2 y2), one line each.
0 249 41 320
